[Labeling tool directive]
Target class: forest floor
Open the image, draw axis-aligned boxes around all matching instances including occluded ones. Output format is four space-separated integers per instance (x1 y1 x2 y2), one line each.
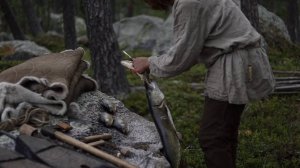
0 40 299 167
123 48 300 168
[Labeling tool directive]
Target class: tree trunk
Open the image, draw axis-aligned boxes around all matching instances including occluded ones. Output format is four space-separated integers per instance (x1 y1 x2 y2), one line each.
83 0 129 96
241 0 260 32
126 0 134 17
0 0 26 40
35 0 51 32
21 0 44 37
52 0 62 13
111 0 116 22
258 0 275 12
287 0 300 43
63 0 77 49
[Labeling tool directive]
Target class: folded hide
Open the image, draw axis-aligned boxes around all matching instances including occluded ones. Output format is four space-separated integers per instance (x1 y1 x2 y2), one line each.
0 82 66 121
0 47 98 121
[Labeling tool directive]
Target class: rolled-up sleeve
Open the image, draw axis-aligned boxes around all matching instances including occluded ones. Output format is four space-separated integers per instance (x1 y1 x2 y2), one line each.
149 0 210 77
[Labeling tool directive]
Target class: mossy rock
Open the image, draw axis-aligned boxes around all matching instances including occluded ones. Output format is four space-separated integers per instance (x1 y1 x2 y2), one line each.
0 61 22 72
262 26 295 52
33 33 64 52
0 43 15 58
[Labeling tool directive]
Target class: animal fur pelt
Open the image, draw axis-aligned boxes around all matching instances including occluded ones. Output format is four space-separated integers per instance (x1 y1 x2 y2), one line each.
0 47 98 122
0 82 66 121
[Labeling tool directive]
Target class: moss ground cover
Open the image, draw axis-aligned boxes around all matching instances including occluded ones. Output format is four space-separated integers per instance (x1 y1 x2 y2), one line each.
123 49 300 168
0 45 298 167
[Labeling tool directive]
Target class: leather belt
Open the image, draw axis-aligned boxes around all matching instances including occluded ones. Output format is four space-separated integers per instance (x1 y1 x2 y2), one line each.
243 40 261 49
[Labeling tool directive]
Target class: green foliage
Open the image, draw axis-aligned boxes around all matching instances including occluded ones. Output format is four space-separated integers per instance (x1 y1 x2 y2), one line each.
268 46 300 71
258 0 288 21
123 48 300 167
82 48 94 77
0 44 15 58
123 90 148 116
0 60 21 72
32 34 65 52
115 0 169 19
238 96 300 168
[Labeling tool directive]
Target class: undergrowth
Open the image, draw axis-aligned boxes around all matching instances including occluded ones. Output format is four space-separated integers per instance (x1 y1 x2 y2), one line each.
0 44 298 167
123 48 300 168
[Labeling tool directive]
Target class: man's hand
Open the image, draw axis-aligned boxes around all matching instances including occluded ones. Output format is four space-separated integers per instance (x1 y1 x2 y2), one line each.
132 57 150 74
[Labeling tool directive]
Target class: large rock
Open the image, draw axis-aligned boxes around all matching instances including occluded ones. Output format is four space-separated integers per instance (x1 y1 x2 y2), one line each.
116 3 291 54
258 5 292 47
0 91 170 168
152 15 173 55
113 15 164 51
50 13 87 36
69 91 170 168
0 32 13 42
153 4 291 54
0 40 50 60
232 0 291 43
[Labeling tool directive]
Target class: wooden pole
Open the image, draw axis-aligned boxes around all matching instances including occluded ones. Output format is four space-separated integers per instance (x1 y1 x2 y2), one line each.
88 140 106 146
54 131 137 168
273 70 300 76
82 133 112 143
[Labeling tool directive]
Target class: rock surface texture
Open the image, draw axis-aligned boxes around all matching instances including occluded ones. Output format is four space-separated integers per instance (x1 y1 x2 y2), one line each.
70 91 170 168
0 90 170 168
0 40 50 60
114 4 291 54
113 15 164 51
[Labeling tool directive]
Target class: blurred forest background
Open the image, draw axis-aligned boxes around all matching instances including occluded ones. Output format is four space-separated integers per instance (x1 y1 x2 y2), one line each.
0 0 300 167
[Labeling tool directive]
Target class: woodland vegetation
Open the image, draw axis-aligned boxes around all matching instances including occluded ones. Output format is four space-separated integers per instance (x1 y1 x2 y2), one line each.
0 0 300 167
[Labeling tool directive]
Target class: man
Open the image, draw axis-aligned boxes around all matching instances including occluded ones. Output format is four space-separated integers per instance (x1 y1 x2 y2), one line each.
132 0 275 167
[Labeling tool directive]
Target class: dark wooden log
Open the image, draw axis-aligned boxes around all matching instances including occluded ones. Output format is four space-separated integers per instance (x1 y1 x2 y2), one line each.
83 0 130 96
21 0 44 37
63 0 77 49
275 77 300 81
273 70 300 76
0 0 26 40
275 84 300 91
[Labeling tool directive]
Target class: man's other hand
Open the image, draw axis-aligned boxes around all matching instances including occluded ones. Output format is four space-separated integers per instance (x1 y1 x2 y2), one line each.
132 57 150 74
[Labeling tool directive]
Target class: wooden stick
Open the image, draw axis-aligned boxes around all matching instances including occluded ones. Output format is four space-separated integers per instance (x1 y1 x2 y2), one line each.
275 84 300 91
273 91 300 95
54 131 137 168
82 133 112 143
88 140 106 146
275 77 300 81
276 80 300 85
273 70 300 76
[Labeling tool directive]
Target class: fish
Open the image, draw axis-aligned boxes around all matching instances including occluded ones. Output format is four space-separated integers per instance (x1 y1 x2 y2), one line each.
99 112 114 127
101 98 117 114
144 80 181 168
121 59 181 168
121 60 134 70
112 118 128 135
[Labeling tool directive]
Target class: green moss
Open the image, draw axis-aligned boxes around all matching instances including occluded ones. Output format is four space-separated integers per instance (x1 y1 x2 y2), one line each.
0 61 22 72
33 34 65 52
115 0 169 19
122 90 148 116
123 46 300 167
81 48 94 76
238 96 300 168
268 45 300 71
0 44 15 58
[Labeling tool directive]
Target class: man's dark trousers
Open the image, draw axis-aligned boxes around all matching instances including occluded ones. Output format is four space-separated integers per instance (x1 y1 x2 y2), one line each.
199 97 245 168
